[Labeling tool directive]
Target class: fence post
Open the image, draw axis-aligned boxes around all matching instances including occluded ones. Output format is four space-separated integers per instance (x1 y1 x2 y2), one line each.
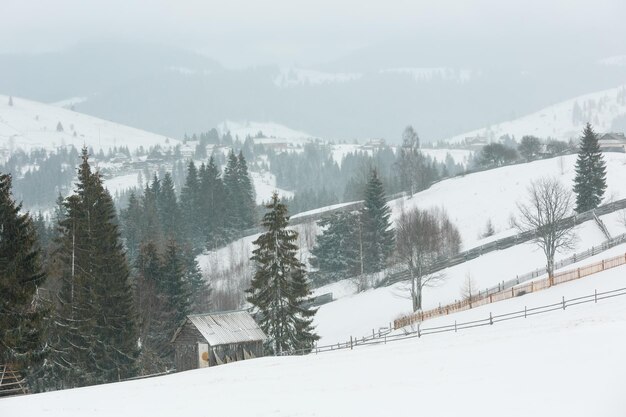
350 336 353 350
595 289 597 303
602 260 605 270
562 296 566 310
418 323 421 338
524 306 527 318
372 329 375 338
454 321 457 332
489 312 493 325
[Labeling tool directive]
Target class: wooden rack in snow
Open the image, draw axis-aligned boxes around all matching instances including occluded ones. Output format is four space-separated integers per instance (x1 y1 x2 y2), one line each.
0 364 29 398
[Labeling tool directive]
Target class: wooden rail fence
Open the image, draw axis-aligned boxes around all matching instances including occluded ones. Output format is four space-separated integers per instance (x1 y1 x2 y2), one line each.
394 252 626 329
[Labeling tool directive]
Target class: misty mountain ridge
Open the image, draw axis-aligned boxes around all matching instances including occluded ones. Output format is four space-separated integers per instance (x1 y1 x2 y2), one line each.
1 42 626 143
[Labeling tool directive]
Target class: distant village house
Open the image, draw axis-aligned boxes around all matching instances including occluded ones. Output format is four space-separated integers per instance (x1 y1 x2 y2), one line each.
598 132 626 153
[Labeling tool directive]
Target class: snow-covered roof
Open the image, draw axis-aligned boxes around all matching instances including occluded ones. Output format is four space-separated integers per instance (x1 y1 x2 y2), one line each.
183 311 267 346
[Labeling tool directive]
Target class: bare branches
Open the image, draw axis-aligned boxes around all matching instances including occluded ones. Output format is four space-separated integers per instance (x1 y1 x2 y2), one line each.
395 206 461 311
516 177 576 278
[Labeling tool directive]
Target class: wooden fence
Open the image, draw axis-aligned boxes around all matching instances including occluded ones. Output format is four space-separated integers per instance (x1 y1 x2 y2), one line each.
393 252 626 329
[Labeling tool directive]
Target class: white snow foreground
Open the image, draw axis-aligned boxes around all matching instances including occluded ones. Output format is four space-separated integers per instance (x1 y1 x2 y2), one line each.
3 266 626 417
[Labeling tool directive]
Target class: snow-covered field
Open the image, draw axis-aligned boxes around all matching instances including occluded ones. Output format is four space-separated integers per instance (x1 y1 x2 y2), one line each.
4 264 625 417
0 94 178 153
389 152 626 250
217 120 317 143
444 84 626 144
103 173 141 196
313 221 625 345
250 170 294 204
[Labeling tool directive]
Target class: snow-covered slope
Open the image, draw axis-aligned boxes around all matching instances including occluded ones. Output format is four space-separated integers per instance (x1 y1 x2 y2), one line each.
444 84 626 144
201 152 626 280
0 94 178 153
391 153 626 250
217 120 317 143
314 217 625 344
5 265 626 417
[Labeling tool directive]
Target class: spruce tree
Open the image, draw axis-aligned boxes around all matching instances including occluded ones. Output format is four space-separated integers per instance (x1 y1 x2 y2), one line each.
135 242 171 372
180 160 201 247
158 172 181 241
160 239 191 326
309 211 360 285
142 177 162 245
199 156 226 248
182 246 212 314
246 192 318 355
237 151 256 229
51 148 138 387
223 150 241 234
0 173 47 380
121 192 143 261
361 169 395 273
573 123 607 213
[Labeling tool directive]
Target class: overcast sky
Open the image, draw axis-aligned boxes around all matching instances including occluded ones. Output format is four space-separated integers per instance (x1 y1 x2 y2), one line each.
3 0 626 68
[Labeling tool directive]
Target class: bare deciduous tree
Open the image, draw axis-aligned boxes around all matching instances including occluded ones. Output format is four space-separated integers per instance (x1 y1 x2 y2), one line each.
460 272 478 307
516 177 577 282
396 207 461 311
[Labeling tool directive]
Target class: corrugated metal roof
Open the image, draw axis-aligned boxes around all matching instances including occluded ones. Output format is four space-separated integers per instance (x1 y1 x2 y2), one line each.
187 310 267 346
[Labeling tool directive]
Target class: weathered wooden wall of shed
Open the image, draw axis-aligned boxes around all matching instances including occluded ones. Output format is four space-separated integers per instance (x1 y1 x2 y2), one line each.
173 322 206 372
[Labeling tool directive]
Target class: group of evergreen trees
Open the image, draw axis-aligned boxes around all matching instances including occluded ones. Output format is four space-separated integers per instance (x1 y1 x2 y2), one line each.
176 151 256 251
310 170 395 286
270 137 459 214
0 148 214 391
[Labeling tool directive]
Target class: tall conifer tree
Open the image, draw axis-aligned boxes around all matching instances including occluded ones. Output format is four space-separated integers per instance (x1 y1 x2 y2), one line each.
199 156 226 247
309 211 360 285
223 150 241 234
180 160 202 247
0 173 47 380
158 172 181 241
246 193 318 355
361 169 395 273
237 151 256 229
51 148 138 387
573 123 607 212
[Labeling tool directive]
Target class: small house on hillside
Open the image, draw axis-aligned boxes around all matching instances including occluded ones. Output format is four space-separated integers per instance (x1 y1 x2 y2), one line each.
171 310 266 371
599 132 626 153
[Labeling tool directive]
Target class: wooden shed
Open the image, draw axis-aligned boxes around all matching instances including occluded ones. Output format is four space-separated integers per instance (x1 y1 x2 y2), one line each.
171 310 267 372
